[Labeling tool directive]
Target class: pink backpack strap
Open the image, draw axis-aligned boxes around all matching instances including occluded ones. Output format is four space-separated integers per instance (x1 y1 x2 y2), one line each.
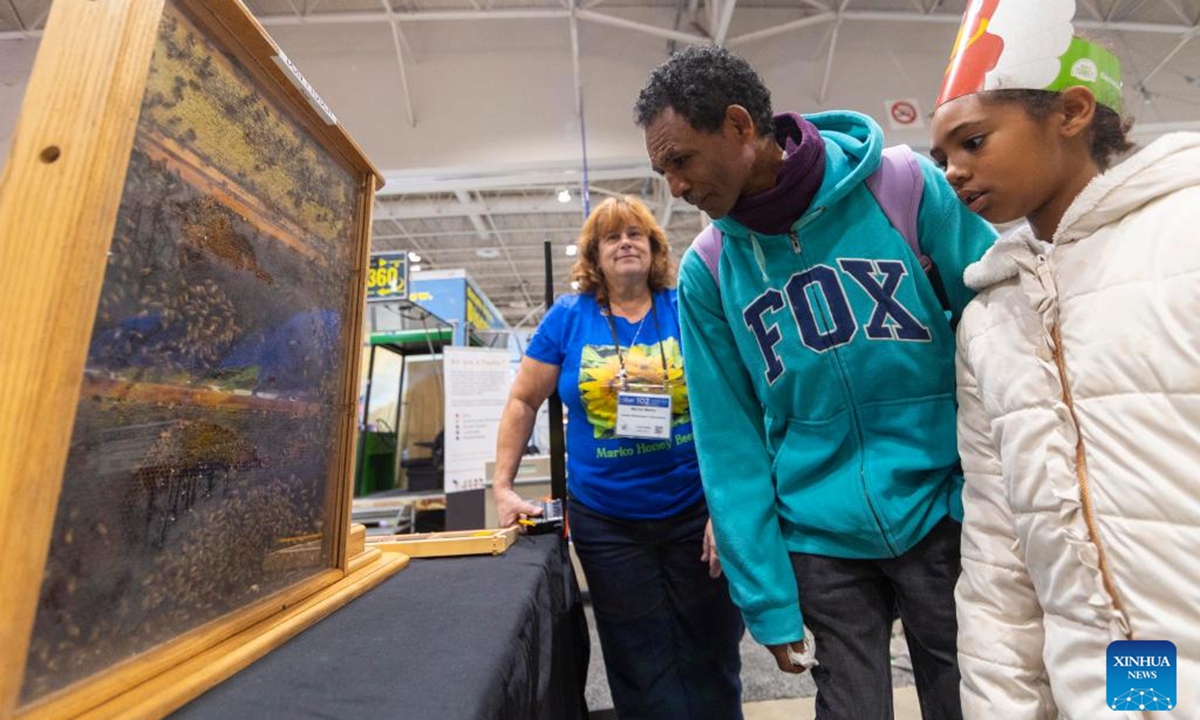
691 224 724 287
865 144 930 272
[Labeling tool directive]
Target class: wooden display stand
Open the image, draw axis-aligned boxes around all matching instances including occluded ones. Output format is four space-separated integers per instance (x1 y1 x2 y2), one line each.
0 1 407 719
368 527 520 559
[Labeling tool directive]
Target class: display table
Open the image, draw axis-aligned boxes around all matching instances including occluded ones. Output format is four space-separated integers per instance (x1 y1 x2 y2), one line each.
169 534 589 720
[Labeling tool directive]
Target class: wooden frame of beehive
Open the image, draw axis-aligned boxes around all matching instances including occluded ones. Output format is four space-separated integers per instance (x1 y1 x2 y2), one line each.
0 1 407 718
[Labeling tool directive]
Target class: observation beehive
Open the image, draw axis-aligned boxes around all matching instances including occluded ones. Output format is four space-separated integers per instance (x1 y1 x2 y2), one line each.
0 1 407 718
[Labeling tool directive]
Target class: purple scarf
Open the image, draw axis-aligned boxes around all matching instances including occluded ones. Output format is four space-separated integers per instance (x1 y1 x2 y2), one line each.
727 113 826 236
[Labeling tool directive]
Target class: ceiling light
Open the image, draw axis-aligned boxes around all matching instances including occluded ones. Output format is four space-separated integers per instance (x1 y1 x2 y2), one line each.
556 188 572 203
410 264 423 272
565 245 578 257
407 251 421 262
475 247 501 259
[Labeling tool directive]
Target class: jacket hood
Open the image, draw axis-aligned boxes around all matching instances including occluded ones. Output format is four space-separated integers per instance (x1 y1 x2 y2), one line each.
1057 132 1200 243
964 132 1200 291
713 110 883 240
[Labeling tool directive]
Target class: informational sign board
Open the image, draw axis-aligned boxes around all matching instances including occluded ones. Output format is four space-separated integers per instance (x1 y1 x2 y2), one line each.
366 252 409 302
443 346 512 493
885 98 924 129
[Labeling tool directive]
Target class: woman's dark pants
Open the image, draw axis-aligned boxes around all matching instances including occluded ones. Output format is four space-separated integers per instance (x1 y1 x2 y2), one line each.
569 498 745 720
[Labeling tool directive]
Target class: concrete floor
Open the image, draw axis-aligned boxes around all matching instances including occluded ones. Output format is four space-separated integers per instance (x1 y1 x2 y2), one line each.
743 687 923 719
583 604 925 719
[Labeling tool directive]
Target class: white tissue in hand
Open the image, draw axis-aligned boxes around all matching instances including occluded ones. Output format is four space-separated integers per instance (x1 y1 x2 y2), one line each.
786 625 819 669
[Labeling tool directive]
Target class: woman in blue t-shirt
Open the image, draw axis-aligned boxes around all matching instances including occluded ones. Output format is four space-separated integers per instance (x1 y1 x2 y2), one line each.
492 196 744 719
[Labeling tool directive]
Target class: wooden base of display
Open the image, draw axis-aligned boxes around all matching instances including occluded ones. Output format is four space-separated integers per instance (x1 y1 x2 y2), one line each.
19 545 408 720
368 527 519 558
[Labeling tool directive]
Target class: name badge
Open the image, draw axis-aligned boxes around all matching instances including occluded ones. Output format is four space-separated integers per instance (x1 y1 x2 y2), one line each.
615 391 672 440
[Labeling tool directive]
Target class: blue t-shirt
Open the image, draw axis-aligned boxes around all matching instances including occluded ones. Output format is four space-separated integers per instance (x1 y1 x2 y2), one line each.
525 289 701 519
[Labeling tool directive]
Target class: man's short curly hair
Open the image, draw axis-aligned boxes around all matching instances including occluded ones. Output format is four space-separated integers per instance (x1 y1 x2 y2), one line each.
634 45 774 137
570 196 675 306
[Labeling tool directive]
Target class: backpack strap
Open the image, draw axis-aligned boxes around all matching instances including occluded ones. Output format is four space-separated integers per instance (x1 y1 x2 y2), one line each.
691 223 724 288
865 145 927 271
866 144 951 314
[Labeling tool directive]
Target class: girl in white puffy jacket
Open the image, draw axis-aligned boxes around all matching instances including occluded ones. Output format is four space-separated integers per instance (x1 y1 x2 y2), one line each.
928 47 1200 720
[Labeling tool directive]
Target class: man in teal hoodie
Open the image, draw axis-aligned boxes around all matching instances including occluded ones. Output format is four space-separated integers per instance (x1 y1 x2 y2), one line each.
635 47 995 719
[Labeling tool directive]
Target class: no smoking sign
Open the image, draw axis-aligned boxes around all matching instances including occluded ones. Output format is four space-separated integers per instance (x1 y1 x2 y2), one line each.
885 98 924 129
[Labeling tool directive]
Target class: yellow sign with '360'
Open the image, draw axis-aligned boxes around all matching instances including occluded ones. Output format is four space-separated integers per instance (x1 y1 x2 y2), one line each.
366 252 409 301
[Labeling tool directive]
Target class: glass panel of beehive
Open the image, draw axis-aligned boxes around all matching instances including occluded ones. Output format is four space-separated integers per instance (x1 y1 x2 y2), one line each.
21 0 362 703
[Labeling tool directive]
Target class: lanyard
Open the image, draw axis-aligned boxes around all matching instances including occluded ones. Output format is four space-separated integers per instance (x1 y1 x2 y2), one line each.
603 297 669 385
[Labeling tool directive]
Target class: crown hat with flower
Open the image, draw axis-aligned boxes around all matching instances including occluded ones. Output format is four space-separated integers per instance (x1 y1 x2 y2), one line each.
935 0 1123 113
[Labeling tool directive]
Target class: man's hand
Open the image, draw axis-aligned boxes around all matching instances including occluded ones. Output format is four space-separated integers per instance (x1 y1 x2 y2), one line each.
700 518 722 578
766 633 817 674
766 642 808 674
493 486 543 529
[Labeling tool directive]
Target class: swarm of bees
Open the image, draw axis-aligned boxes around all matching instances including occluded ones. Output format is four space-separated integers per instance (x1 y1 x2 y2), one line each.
142 3 357 249
21 403 337 702
90 149 241 374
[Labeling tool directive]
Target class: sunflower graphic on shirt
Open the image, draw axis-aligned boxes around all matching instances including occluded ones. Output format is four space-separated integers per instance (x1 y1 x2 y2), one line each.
577 338 690 439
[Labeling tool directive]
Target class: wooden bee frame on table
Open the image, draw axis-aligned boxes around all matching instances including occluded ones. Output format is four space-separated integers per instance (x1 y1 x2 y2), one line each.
0 1 408 718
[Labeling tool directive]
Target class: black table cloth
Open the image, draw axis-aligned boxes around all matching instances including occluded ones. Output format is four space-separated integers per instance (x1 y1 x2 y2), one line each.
169 534 589 720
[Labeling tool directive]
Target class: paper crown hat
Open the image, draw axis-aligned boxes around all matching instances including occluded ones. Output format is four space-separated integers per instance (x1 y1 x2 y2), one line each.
935 0 1123 112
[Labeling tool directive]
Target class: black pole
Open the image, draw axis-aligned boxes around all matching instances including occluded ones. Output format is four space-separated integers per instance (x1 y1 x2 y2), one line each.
544 240 567 501
355 343 378 497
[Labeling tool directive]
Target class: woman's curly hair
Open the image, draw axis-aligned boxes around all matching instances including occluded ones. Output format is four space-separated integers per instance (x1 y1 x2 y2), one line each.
570 196 675 306
980 88 1134 170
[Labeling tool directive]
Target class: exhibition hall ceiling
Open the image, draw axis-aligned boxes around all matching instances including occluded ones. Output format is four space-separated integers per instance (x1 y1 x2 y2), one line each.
3 0 1200 325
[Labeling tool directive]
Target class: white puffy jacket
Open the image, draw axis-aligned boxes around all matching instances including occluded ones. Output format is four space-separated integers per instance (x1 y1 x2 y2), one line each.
954 133 1200 720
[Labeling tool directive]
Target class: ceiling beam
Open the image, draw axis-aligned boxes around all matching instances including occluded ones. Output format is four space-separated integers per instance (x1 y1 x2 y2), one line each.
713 0 738 46
380 0 417 127
818 1 851 105
454 189 492 240
263 9 570 24
375 191 701 219
727 11 835 47
574 8 709 45
1078 0 1104 21
1138 23 1200 90
374 201 432 255
834 9 1196 34
4 0 25 33
377 247 576 259
1162 0 1193 25
372 225 582 241
378 196 583 220
5 7 1197 41
489 221 536 308
378 160 659 195
280 0 303 18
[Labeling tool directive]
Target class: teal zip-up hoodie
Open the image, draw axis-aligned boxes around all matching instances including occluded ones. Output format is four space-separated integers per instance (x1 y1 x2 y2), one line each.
677 111 996 645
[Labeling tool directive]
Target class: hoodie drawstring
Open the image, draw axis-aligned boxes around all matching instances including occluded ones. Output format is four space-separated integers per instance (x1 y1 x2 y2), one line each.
749 234 770 283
